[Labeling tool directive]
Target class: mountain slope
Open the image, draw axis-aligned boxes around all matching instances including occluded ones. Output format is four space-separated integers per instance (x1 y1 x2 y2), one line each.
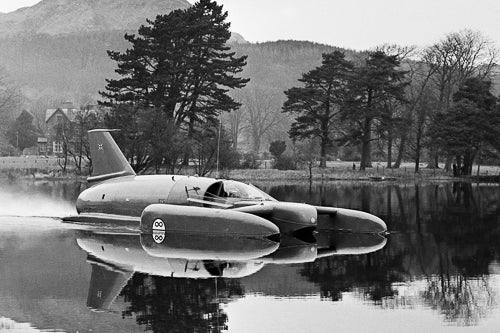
0 0 191 37
0 0 247 100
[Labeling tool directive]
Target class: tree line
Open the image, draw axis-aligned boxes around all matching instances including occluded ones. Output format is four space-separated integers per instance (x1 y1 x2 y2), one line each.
100 0 247 175
2 0 499 177
99 0 500 176
283 32 500 174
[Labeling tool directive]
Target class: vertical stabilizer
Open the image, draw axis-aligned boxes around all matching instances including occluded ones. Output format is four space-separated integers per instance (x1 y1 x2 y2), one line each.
87 129 136 183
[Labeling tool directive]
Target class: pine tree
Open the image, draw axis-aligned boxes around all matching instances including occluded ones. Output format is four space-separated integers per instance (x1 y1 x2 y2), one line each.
430 78 500 175
100 0 248 171
7 110 38 152
341 51 408 170
102 0 248 125
282 51 354 168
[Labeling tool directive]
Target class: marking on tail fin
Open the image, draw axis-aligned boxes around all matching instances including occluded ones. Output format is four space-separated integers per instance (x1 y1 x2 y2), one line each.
87 129 136 184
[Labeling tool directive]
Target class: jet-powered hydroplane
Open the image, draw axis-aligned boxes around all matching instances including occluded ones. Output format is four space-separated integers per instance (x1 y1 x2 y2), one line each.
64 129 387 236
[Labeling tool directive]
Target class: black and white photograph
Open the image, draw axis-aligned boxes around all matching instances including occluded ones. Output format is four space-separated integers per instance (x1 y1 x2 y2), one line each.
0 0 499 332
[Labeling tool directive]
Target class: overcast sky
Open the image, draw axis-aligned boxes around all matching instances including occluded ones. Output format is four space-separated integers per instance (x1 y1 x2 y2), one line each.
1 0 499 51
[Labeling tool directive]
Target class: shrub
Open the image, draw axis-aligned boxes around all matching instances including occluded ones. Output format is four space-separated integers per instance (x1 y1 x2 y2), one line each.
240 152 259 169
274 155 296 170
269 140 286 159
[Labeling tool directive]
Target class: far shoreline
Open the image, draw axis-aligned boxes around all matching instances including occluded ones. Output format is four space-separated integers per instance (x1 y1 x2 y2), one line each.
0 155 498 183
0 165 498 184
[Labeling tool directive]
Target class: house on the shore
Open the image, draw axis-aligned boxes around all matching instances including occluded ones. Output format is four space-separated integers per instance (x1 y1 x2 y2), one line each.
37 102 107 156
44 102 78 155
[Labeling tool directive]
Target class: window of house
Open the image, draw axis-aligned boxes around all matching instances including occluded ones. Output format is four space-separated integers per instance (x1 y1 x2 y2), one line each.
53 141 63 154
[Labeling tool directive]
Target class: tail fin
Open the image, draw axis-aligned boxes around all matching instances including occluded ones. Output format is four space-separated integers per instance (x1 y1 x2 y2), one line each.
87 129 136 183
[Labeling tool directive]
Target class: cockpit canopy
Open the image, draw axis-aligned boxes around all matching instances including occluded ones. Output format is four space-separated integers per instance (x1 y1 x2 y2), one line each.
202 180 275 207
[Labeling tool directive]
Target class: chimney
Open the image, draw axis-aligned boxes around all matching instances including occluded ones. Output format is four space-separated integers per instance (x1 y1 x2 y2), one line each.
60 101 74 110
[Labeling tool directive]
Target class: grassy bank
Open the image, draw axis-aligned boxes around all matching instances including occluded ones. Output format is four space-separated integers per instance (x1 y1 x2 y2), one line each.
221 161 500 182
222 166 452 182
0 156 82 181
1 156 498 182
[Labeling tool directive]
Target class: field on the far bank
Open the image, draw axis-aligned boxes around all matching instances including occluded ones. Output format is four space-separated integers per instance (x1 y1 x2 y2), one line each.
224 161 500 182
0 156 77 179
0 156 62 170
1 156 499 182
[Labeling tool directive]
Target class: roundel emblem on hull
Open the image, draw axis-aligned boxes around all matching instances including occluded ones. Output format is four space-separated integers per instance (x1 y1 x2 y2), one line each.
152 218 166 231
152 218 166 244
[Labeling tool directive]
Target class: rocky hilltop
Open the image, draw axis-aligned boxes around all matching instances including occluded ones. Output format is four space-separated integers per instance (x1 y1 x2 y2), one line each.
0 0 329 111
0 0 191 36
0 0 346 153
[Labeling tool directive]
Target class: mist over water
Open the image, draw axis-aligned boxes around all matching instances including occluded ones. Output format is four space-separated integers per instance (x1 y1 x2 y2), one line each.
0 180 79 218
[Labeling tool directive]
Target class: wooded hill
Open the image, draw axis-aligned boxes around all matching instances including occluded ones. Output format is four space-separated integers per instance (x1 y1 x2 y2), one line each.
0 32 358 153
0 33 353 101
1 0 499 173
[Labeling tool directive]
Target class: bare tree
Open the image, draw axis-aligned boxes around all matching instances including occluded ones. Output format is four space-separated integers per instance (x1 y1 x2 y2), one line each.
407 84 435 173
375 45 417 168
226 91 248 151
0 72 21 136
375 44 417 60
242 88 288 155
67 104 101 174
422 30 498 168
399 59 438 172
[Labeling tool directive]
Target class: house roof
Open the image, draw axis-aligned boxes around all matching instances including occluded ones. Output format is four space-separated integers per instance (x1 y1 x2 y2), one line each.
45 108 77 123
44 103 110 124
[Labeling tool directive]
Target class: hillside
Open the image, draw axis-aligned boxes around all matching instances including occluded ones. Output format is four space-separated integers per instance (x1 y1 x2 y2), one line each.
0 0 252 102
0 0 356 154
233 40 356 90
0 35 344 99
0 0 355 154
0 0 191 37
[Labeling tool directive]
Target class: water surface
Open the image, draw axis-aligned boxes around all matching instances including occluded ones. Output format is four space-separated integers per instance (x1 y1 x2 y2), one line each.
0 179 499 332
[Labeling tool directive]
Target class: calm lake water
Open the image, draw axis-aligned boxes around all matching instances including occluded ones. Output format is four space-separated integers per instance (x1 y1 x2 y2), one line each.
0 179 500 332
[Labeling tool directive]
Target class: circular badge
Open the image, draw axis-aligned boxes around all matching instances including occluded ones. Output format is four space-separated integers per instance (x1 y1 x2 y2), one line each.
152 218 166 244
152 218 166 231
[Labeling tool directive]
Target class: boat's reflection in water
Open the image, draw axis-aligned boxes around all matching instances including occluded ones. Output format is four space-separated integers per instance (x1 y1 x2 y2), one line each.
75 220 386 311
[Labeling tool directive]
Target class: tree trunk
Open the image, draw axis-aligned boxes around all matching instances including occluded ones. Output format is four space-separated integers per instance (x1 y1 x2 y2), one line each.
61 143 68 173
319 138 327 168
252 134 261 156
414 135 421 173
476 149 481 177
444 155 453 172
463 151 475 176
414 150 420 173
455 155 462 176
77 128 83 174
183 117 196 166
360 117 372 170
426 147 439 168
386 129 393 168
232 136 238 151
394 134 406 169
